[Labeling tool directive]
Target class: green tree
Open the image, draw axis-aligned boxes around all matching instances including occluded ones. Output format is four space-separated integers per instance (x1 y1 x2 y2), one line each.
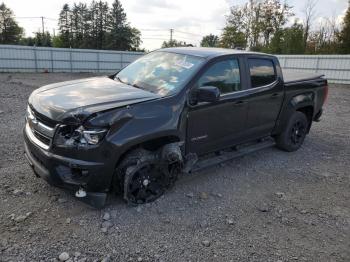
71 3 89 48
308 18 340 54
223 0 292 51
281 23 305 54
200 34 219 47
33 32 52 47
161 39 191 48
127 27 142 51
339 1 350 53
260 0 293 46
57 3 72 47
268 22 305 54
89 0 109 49
0 3 23 44
21 32 53 47
106 0 141 50
52 35 65 47
220 26 247 49
56 0 141 51
19 36 35 46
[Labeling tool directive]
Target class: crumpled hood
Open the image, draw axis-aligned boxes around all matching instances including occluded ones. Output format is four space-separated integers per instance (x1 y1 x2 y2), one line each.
29 77 160 123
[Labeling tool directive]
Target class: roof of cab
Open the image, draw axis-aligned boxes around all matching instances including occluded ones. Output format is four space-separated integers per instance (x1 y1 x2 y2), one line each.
159 47 273 59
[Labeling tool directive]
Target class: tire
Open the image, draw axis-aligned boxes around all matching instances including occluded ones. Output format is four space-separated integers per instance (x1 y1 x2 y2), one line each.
116 148 178 205
275 111 309 152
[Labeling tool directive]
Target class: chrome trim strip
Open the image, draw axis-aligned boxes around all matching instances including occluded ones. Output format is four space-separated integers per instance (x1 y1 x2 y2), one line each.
220 80 278 97
35 121 55 138
27 106 55 138
25 123 50 150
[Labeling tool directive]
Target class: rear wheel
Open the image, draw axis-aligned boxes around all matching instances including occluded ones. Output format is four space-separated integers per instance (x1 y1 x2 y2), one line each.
275 111 309 152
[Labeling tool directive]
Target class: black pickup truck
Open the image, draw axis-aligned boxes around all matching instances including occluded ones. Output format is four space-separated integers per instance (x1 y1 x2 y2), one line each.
24 47 328 207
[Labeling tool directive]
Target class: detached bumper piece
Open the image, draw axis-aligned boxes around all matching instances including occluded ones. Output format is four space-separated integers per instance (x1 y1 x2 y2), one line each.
24 130 107 208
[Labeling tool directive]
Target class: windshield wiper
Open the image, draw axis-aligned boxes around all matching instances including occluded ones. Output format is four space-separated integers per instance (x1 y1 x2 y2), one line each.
115 76 126 84
131 83 144 90
116 76 149 92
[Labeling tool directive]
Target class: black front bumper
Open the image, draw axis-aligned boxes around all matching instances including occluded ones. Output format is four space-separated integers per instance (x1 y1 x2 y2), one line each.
23 129 111 208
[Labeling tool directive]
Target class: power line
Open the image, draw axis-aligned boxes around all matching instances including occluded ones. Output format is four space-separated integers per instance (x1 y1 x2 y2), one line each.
174 30 204 37
139 28 168 32
15 16 57 21
142 34 171 38
173 34 201 40
143 37 168 41
139 28 204 38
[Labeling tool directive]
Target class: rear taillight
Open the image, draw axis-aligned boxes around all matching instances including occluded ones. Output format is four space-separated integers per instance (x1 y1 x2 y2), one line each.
323 81 329 105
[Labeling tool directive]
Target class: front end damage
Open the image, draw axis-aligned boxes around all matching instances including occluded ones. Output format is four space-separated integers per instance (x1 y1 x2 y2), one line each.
23 105 126 208
23 75 184 208
24 103 185 208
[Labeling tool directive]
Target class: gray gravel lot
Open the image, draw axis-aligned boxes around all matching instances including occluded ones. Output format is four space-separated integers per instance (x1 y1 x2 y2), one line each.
0 73 349 262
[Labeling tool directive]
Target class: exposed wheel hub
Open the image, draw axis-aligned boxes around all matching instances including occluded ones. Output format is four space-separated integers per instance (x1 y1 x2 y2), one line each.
125 163 169 205
142 178 150 187
291 120 306 145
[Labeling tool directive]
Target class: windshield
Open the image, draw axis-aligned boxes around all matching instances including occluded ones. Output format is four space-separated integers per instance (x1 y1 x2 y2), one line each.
115 51 205 96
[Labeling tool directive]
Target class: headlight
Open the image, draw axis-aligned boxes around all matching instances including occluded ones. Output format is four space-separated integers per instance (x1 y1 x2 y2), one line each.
81 129 107 145
54 125 108 147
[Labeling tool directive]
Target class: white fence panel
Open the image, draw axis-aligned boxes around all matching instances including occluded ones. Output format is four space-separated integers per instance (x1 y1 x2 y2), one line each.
276 55 350 84
0 44 144 73
0 45 349 84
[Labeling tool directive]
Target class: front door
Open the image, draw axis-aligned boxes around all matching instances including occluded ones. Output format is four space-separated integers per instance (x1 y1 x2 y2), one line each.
186 57 249 155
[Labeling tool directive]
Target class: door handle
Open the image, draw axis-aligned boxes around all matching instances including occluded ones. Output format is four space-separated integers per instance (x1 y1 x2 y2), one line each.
271 93 280 99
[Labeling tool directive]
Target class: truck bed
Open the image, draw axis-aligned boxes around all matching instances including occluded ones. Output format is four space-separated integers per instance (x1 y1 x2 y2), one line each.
283 69 324 84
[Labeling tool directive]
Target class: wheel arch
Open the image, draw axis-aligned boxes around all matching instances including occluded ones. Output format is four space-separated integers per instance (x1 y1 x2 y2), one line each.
296 105 314 132
291 93 314 133
115 134 183 169
273 92 315 135
112 135 183 198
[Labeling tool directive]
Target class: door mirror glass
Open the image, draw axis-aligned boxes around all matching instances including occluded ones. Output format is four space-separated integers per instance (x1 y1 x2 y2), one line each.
196 86 220 103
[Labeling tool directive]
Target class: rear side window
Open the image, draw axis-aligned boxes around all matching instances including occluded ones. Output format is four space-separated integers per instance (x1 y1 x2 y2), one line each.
248 58 276 88
197 59 241 95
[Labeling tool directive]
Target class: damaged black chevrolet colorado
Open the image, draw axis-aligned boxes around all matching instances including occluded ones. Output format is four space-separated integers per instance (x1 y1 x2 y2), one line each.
24 47 328 208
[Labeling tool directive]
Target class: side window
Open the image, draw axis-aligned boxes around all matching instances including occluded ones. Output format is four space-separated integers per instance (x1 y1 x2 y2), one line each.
248 58 276 88
197 59 241 95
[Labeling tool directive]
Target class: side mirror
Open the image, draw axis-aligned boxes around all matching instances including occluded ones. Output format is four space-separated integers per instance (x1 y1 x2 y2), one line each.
196 86 220 103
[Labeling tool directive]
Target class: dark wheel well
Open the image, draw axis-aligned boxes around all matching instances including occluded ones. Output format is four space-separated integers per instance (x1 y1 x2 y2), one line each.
115 136 181 170
297 106 313 132
112 136 181 194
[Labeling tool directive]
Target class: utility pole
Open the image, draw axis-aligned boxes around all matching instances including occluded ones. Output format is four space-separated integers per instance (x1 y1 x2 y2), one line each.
170 29 174 42
41 16 45 34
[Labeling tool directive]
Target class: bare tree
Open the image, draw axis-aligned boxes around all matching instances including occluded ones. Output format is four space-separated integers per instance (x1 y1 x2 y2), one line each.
303 0 318 49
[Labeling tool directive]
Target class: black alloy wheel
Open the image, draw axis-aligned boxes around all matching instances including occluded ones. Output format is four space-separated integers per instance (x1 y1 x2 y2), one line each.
275 111 309 152
290 120 306 146
125 162 168 204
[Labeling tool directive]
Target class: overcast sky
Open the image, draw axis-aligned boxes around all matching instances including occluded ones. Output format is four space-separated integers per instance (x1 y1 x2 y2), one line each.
5 0 349 50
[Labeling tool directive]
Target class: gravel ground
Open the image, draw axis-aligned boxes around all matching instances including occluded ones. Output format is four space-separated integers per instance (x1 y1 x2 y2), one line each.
0 73 349 262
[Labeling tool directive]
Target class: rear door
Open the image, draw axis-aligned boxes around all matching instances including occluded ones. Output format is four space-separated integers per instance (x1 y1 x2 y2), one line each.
244 57 284 139
186 56 249 155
